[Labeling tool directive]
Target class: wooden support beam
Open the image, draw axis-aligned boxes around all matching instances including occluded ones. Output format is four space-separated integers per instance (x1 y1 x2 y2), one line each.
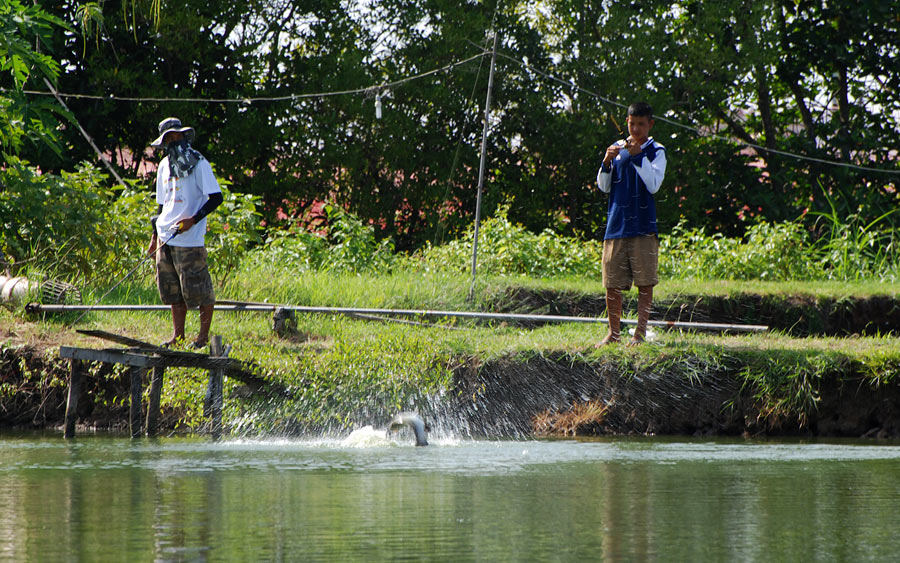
58 341 250 440
60 346 157 367
146 366 165 438
64 359 82 439
130 366 144 439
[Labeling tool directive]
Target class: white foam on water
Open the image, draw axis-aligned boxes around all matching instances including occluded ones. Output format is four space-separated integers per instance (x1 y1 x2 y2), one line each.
341 425 394 448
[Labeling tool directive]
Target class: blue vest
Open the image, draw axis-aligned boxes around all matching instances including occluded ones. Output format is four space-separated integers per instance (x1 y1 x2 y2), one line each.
601 140 665 239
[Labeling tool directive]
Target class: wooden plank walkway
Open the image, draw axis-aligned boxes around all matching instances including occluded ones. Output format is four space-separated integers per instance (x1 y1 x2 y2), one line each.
59 330 239 439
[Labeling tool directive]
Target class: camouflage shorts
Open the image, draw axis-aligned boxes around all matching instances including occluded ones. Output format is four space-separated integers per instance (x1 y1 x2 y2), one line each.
156 245 215 307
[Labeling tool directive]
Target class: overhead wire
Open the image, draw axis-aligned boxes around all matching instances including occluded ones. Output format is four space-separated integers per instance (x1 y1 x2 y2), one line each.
3 52 489 104
8 41 894 175
492 50 900 176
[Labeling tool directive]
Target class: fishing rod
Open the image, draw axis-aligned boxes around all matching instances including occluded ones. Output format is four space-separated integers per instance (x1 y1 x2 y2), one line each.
67 223 182 327
608 111 624 137
32 300 769 333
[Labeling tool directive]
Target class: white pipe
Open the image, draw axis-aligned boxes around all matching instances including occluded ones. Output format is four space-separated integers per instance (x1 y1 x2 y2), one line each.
28 302 769 332
1 276 36 303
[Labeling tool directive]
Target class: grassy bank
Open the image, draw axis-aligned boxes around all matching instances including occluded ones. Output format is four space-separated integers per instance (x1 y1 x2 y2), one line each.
3 270 900 438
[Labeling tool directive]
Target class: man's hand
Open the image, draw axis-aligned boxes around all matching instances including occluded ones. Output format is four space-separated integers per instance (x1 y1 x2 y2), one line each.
603 143 622 165
624 137 641 155
177 217 196 233
146 234 158 256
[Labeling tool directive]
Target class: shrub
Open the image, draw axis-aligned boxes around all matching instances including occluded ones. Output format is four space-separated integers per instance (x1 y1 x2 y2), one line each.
0 158 264 289
0 157 145 282
247 203 394 275
659 220 820 281
413 205 604 278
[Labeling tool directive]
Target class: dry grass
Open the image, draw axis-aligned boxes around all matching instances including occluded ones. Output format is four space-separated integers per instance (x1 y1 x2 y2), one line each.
533 399 611 437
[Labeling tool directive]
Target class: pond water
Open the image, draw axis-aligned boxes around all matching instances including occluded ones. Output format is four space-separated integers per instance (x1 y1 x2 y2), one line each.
1 430 899 561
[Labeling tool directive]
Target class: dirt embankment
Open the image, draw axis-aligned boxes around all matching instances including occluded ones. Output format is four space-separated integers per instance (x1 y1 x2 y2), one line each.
4 344 899 438
448 353 900 439
0 345 166 432
491 287 900 336
3 288 899 437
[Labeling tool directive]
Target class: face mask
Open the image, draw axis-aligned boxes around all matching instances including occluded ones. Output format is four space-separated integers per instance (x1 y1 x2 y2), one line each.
165 139 203 178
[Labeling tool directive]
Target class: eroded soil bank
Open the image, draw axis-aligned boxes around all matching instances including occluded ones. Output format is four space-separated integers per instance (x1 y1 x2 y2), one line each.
3 344 900 439
3 285 900 437
447 352 900 439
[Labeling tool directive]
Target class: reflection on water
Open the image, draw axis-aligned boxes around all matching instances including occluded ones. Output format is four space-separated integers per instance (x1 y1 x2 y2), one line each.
1 433 899 560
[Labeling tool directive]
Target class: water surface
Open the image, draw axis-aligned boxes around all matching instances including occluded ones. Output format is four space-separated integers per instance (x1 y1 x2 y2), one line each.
1 432 899 561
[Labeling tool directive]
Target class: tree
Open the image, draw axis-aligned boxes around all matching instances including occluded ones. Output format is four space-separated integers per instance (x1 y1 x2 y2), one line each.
0 0 68 156
19 0 898 250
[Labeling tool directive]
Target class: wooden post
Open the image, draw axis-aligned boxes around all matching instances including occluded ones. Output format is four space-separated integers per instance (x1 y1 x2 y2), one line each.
64 359 82 439
146 366 165 437
207 336 225 440
130 366 144 438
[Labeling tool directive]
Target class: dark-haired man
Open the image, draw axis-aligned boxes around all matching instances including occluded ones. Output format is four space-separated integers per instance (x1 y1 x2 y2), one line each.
596 102 667 346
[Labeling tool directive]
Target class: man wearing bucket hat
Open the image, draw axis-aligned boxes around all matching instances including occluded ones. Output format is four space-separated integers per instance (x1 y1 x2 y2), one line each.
146 117 223 349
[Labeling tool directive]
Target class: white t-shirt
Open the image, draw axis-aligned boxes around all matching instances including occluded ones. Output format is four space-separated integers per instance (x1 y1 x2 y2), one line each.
155 157 221 247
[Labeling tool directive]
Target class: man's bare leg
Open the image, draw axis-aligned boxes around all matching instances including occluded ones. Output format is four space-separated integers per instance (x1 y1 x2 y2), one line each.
194 304 214 347
628 285 653 346
599 288 623 346
164 303 187 346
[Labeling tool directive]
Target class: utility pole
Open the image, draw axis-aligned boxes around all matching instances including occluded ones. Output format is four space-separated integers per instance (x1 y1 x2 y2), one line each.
469 32 499 301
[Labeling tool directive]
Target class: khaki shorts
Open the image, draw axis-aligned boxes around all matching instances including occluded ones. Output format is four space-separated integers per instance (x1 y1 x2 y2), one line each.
156 245 215 307
602 235 659 289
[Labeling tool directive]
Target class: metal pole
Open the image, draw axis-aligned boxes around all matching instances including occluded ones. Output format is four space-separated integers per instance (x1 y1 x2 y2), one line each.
470 33 500 300
31 302 769 333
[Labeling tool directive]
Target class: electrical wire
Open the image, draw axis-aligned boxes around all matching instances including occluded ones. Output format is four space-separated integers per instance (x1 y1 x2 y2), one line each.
6 38 896 176
3 52 489 104
493 51 900 176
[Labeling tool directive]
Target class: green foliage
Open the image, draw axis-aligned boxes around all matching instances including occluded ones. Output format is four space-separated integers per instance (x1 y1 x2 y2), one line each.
248 204 394 275
0 0 69 155
414 204 604 278
0 0 65 88
205 186 264 286
659 220 821 281
319 204 395 273
0 158 262 290
7 0 896 252
735 351 839 428
0 157 140 281
809 183 900 281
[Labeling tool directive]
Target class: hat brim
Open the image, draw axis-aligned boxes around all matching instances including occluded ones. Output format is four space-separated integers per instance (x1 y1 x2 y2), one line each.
150 126 195 147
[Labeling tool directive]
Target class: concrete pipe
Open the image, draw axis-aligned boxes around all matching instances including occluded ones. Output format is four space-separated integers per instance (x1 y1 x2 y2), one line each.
0 276 36 304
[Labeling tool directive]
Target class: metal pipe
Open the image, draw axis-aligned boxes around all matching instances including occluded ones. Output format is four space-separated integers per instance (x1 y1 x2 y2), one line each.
27 302 768 332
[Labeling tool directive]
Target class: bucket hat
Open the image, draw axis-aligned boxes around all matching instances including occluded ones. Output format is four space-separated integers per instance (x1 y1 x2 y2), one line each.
150 117 196 147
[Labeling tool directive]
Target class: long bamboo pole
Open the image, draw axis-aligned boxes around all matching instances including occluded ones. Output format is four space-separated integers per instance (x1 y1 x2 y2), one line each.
29 302 768 333
469 32 499 301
